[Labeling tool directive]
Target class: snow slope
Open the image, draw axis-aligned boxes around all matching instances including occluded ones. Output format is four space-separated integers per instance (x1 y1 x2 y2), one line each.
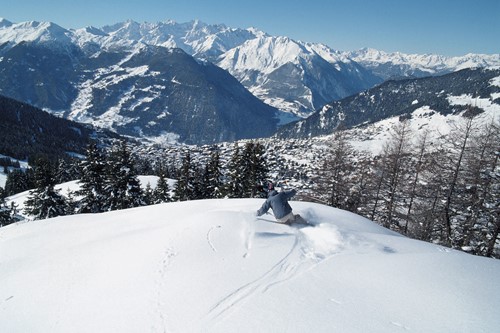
1 199 499 332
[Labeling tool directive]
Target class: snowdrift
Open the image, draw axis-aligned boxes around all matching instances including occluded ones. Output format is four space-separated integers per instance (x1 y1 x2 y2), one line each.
1 199 499 332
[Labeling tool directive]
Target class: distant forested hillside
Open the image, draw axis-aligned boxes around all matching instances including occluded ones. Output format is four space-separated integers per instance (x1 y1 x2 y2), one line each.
0 95 116 161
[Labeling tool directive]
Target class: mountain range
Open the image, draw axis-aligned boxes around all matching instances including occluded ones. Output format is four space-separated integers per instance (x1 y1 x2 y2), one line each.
277 67 500 139
0 18 499 144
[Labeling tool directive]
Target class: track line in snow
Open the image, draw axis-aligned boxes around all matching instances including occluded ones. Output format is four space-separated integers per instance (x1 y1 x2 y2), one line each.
391 321 411 330
206 234 301 322
154 246 177 333
207 225 221 252
205 222 344 327
242 212 255 258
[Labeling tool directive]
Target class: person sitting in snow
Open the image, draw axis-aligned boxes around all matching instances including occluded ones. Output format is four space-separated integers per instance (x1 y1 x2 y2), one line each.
256 183 307 225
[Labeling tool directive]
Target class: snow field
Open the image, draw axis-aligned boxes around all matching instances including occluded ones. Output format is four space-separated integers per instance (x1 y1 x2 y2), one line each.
1 199 499 332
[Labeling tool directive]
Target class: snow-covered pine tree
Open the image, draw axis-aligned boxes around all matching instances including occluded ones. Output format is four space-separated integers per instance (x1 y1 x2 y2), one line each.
143 183 154 205
104 140 145 211
225 143 245 198
0 186 5 201
226 142 268 198
153 172 171 203
55 158 78 184
4 168 35 196
173 152 196 201
206 148 224 199
246 142 268 198
77 141 107 213
198 163 212 199
24 158 68 220
0 186 12 226
191 164 205 200
0 187 21 226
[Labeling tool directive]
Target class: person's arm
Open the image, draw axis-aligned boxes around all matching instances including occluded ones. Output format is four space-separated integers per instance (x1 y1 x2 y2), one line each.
284 189 297 200
256 199 271 216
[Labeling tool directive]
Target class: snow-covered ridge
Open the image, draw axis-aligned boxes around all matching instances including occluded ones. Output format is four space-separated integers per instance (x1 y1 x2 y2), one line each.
0 19 73 46
348 47 500 75
2 17 497 66
1 199 499 332
70 19 262 57
2 17 497 119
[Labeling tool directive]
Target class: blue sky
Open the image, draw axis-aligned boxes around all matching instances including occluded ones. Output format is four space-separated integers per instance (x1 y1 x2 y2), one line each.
1 0 498 56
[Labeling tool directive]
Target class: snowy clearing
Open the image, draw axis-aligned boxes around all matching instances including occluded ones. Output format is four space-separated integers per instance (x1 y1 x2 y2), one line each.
1 199 499 332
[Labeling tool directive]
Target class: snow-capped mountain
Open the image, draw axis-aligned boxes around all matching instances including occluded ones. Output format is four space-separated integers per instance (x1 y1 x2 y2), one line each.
73 20 383 118
276 67 500 139
0 18 498 143
347 47 500 80
73 19 258 59
0 20 280 144
217 36 381 118
0 19 73 47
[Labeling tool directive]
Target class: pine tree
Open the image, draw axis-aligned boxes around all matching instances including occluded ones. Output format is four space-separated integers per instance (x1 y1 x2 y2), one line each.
0 186 12 226
143 183 154 205
154 172 171 203
55 158 77 184
5 168 35 196
104 140 144 211
173 152 196 201
226 142 268 198
205 148 224 199
247 142 268 197
76 141 107 213
225 143 245 198
24 158 68 220
191 165 205 200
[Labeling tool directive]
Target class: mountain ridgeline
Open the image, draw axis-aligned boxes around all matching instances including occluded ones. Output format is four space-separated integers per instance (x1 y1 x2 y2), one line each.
0 18 499 145
0 40 279 144
276 68 500 139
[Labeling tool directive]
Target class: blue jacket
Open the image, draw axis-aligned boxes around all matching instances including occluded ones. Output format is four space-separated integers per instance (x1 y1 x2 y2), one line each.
257 189 297 219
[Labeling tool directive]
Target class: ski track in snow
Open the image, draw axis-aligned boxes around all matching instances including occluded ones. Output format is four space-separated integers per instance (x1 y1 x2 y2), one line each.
242 212 255 258
205 219 344 327
391 321 411 330
207 225 222 252
205 235 301 322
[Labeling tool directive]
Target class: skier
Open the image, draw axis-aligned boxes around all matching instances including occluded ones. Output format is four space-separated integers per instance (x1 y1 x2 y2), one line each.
256 183 307 225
